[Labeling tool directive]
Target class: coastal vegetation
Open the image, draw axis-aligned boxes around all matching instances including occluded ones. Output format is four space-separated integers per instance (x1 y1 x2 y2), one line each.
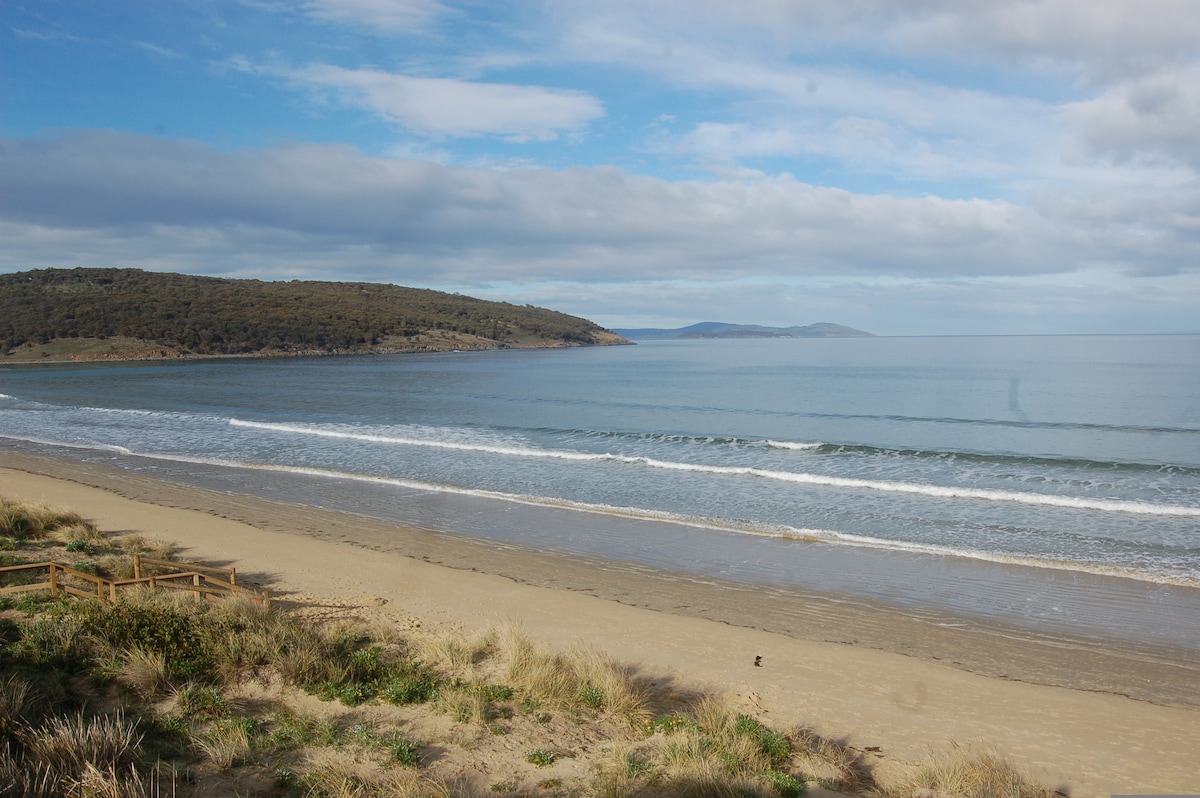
0 268 626 361
0 495 1053 797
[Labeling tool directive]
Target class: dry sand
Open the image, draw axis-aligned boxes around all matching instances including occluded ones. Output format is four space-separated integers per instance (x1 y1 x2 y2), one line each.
2 455 1198 797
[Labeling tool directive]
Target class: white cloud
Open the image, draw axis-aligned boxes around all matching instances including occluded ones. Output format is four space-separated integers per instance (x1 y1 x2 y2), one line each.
301 0 448 32
598 0 1200 81
1066 65 1200 169
289 64 605 140
0 131 1141 279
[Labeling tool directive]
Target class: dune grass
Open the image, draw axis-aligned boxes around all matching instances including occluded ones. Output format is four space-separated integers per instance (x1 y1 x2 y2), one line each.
0 496 95 542
0 496 1056 798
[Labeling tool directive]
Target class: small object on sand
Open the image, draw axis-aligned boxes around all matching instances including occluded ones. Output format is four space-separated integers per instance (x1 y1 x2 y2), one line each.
754 655 762 667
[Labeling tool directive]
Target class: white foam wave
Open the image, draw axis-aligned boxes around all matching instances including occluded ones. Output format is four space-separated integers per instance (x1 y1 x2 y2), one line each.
765 440 823 451
612 456 1200 517
230 419 603 461
88 449 1200 588
231 419 1199 517
0 433 132 455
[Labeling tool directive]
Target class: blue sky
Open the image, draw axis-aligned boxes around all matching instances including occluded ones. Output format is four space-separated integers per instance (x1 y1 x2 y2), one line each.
2 0 1198 335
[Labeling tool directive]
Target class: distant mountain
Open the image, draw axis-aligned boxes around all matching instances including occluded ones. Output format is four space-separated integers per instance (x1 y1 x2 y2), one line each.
613 322 873 340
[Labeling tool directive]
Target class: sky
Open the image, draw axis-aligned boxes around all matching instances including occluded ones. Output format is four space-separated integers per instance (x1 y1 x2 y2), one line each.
2 1 1198 335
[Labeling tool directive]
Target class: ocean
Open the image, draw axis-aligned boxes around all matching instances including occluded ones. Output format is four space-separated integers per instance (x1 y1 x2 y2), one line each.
3 334 1199 651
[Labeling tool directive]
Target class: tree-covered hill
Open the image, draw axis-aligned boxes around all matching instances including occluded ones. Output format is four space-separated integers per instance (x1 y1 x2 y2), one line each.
0 268 626 360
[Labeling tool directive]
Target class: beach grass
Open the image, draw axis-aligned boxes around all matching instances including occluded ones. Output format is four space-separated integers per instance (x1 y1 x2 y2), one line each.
0 495 1058 797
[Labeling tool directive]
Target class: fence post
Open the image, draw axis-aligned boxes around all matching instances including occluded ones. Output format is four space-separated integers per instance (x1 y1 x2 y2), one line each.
109 580 117 602
229 567 237 587
193 573 202 603
49 564 59 599
133 554 142 580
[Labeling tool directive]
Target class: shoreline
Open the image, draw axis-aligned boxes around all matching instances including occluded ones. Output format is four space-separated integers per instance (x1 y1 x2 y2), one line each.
2 451 1198 708
0 331 632 365
3 456 1200 796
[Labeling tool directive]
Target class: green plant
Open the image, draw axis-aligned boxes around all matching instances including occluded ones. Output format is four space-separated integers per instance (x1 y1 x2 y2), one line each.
578 684 605 709
66 539 96 555
273 766 297 788
70 560 102 576
176 685 231 719
15 591 57 614
380 672 439 705
735 714 791 769
471 683 509 701
387 735 421 767
761 770 803 797
8 613 87 666
526 748 558 767
268 706 339 749
643 714 699 736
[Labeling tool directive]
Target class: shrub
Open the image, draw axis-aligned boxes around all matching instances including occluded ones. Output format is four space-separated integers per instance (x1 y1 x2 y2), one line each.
75 595 211 683
7 613 89 668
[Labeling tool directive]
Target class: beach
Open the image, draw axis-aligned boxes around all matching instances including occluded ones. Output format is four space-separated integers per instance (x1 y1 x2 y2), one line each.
3 452 1198 797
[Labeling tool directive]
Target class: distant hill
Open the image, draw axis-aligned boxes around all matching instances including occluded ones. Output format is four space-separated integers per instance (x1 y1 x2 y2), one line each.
613 322 873 340
0 268 627 362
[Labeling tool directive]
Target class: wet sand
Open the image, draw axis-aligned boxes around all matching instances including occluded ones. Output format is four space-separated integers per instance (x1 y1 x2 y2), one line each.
2 452 1199 795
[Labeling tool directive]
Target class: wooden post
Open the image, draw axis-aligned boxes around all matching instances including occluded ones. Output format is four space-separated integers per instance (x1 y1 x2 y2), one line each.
109 580 117 602
260 589 270 609
96 577 104 600
229 567 237 587
193 573 202 603
133 554 142 580
49 564 59 599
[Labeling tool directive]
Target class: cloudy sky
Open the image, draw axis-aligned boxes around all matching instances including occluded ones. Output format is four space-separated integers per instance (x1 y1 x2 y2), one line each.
2 1 1198 335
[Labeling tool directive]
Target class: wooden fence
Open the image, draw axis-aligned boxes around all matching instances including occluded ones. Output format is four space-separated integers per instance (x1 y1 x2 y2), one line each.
0 554 269 606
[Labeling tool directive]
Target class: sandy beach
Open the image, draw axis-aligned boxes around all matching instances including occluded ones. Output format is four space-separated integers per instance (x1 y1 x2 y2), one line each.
2 453 1198 797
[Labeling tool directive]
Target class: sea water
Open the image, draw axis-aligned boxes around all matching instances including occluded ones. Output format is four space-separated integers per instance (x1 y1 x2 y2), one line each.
2 335 1199 648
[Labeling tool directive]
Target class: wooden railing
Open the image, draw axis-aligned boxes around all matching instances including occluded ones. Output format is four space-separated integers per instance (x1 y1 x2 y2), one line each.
0 555 269 606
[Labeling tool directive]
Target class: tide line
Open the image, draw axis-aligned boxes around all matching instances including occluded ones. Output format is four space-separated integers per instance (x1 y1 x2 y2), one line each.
230 418 1199 517
79 449 1200 589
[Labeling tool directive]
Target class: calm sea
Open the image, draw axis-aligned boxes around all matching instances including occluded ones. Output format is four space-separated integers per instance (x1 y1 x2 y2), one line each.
3 335 1199 648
